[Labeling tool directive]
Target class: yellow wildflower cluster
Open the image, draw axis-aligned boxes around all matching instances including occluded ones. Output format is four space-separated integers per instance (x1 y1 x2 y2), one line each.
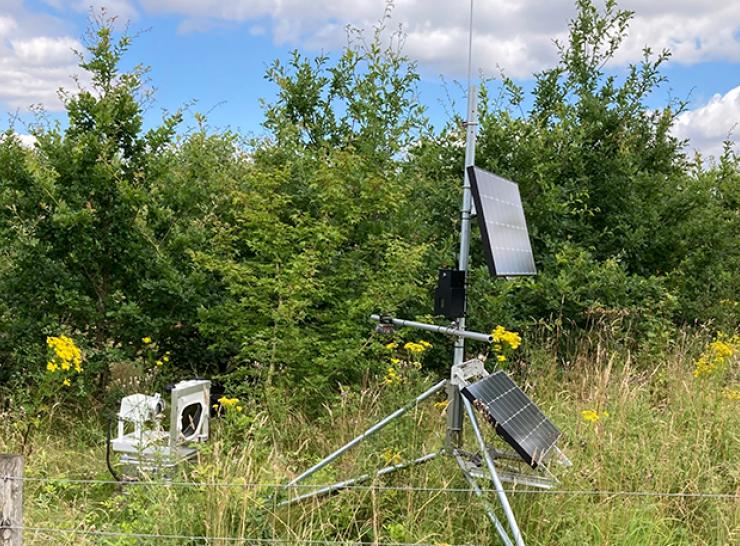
382 340 430 387
155 351 171 367
46 335 83 375
215 396 243 412
382 448 402 465
491 326 522 350
490 326 521 366
404 340 432 354
692 333 738 378
581 409 609 423
383 366 403 386
722 388 740 401
142 337 170 368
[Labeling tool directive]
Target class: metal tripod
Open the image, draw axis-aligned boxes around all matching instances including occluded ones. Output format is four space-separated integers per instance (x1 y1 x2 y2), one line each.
276 365 525 546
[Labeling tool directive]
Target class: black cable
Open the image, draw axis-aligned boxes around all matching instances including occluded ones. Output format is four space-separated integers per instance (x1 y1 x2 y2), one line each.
105 416 121 482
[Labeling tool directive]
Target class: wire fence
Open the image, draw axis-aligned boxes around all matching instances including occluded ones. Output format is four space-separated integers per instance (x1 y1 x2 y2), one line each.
4 473 737 545
9 526 484 546
5 474 739 499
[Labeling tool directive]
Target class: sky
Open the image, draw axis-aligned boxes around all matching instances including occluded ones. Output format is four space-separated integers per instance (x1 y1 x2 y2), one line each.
1 0 738 159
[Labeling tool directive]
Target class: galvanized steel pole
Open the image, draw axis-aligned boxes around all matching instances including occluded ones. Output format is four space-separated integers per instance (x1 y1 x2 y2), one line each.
448 0 479 449
370 315 493 343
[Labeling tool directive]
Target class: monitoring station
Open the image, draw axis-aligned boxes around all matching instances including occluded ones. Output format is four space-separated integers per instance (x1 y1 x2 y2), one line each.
276 5 570 541
107 379 211 479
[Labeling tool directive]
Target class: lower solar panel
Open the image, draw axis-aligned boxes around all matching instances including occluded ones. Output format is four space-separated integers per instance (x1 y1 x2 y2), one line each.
462 371 561 468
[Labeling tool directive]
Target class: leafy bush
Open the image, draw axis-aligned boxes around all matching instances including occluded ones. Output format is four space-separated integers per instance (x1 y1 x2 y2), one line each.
0 1 737 401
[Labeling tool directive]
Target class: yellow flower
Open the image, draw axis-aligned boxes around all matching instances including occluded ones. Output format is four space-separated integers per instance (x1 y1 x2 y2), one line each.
581 409 609 423
382 448 402 465
709 340 733 359
217 396 239 409
390 357 401 365
581 410 600 423
46 335 83 374
62 378 71 387
383 367 402 386
404 341 427 354
722 388 740 401
433 400 449 412
162 355 170 362
491 326 522 350
155 360 163 367
385 341 398 350
46 361 58 373
693 333 738 378
497 355 507 362
142 337 152 344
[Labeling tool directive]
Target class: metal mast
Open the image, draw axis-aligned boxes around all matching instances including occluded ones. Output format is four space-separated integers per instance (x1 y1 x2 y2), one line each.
446 0 478 449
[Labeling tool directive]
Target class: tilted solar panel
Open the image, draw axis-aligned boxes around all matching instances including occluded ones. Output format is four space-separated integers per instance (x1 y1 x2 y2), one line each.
462 371 560 468
467 166 537 277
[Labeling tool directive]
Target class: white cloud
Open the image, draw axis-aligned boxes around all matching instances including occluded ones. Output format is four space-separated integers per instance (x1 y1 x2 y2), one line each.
672 86 740 160
75 0 138 22
613 2 740 65
0 0 135 114
2 1 737 119
11 36 80 65
0 33 81 109
137 0 740 78
0 15 18 36
0 2 84 111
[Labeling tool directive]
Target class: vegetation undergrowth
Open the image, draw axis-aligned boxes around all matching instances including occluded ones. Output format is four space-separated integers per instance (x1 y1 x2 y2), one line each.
1 330 737 546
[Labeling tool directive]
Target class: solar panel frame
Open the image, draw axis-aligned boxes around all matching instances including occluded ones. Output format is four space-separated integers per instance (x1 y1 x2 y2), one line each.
462 371 560 468
467 166 537 277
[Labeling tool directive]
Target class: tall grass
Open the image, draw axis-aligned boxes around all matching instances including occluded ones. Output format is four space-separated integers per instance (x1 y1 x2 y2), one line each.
1 329 737 545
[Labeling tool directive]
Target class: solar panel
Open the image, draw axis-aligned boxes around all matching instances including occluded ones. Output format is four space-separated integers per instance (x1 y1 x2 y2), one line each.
462 371 560 468
467 166 536 277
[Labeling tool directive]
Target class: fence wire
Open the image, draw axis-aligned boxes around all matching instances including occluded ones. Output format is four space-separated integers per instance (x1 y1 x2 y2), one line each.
4 475 738 499
11 526 482 546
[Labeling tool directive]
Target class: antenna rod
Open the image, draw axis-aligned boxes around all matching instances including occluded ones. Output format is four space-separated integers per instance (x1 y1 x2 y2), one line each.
466 0 475 88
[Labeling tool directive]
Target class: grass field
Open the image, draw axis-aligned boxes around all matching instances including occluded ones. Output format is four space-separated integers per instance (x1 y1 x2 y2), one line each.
1 330 738 545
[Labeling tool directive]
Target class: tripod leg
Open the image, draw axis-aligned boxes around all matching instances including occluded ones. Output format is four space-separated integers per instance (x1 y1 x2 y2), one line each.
279 451 441 507
453 450 514 546
285 379 446 488
462 396 525 546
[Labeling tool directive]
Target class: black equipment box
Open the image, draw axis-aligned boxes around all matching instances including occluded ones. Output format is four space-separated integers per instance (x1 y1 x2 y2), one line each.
434 269 466 319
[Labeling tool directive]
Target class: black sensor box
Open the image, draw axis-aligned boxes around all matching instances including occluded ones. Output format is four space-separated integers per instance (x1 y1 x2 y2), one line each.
434 269 466 319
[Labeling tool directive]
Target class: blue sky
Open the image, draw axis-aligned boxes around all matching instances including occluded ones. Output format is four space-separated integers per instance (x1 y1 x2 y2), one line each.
1 1 738 159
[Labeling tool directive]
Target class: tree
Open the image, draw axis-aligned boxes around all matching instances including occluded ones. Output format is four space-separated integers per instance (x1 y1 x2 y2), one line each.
410 0 737 337
0 20 184 385
194 21 432 397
